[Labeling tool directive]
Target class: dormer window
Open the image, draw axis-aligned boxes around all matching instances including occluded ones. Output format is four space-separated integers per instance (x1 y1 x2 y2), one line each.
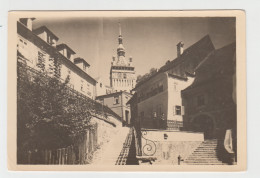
33 26 59 46
74 57 90 73
57 44 76 61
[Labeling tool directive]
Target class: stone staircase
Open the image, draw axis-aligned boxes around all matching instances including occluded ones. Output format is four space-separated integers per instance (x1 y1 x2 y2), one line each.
115 127 134 165
184 139 228 165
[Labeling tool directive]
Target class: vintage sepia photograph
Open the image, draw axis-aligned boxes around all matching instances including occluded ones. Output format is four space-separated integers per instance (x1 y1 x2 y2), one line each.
7 11 246 171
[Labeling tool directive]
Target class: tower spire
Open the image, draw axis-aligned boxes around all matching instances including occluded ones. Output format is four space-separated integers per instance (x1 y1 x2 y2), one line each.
118 22 123 45
119 22 122 36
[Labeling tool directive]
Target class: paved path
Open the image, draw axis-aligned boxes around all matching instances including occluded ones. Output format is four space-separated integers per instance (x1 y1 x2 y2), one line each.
91 127 130 165
115 128 133 165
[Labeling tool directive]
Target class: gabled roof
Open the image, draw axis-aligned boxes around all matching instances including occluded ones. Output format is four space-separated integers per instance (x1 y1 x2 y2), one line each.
126 92 137 105
167 72 189 81
17 21 96 85
96 91 132 100
133 35 215 90
33 26 59 41
57 43 76 54
158 35 215 74
182 42 236 92
74 57 90 67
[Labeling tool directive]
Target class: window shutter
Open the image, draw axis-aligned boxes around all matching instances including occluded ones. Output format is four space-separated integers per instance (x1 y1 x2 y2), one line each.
173 106 176 115
181 106 185 115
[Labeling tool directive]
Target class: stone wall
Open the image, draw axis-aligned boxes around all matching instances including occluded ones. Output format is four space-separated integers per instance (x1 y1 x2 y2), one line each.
140 130 204 165
153 141 202 165
90 115 123 163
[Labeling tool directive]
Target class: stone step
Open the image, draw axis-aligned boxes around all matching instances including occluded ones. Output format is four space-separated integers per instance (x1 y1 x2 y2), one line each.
187 156 219 159
193 152 217 155
197 145 218 147
194 149 217 152
193 151 218 154
184 139 225 165
185 159 221 162
185 159 222 162
183 163 226 165
185 161 221 163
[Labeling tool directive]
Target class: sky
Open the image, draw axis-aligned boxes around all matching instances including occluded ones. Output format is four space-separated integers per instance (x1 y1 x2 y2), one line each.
33 17 236 86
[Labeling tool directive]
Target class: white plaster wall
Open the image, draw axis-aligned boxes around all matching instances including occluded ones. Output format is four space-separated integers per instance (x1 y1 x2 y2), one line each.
96 78 107 96
167 76 195 121
17 35 48 69
60 64 69 81
137 73 168 120
141 130 204 142
18 34 96 100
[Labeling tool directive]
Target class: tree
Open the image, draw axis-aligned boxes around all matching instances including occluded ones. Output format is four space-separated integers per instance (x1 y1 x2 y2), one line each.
136 67 158 84
17 53 93 152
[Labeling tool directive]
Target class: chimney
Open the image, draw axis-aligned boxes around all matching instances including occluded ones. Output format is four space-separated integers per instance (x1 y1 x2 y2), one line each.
51 38 57 47
19 18 35 31
177 41 184 57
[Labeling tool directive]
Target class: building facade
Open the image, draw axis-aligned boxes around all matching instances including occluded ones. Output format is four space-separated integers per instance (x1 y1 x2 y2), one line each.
17 18 97 99
96 91 133 126
133 35 215 130
96 77 114 96
110 24 136 93
181 42 236 139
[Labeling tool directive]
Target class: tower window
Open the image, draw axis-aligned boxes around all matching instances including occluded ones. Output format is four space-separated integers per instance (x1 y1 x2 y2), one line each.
114 96 119 104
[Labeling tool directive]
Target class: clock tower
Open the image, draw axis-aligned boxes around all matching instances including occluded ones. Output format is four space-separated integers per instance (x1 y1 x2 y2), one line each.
110 23 136 93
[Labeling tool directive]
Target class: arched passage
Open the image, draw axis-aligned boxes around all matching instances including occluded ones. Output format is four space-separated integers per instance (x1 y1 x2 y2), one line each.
192 114 215 139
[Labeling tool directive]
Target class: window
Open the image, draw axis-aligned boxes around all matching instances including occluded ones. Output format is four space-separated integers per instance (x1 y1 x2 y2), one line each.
100 83 102 88
80 80 84 92
197 95 205 106
174 82 178 91
123 73 127 79
37 51 45 70
18 38 27 49
174 105 184 115
175 105 181 115
114 96 119 104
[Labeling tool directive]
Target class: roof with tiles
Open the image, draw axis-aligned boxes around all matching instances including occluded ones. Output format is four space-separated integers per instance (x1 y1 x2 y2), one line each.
133 35 215 90
182 41 236 92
